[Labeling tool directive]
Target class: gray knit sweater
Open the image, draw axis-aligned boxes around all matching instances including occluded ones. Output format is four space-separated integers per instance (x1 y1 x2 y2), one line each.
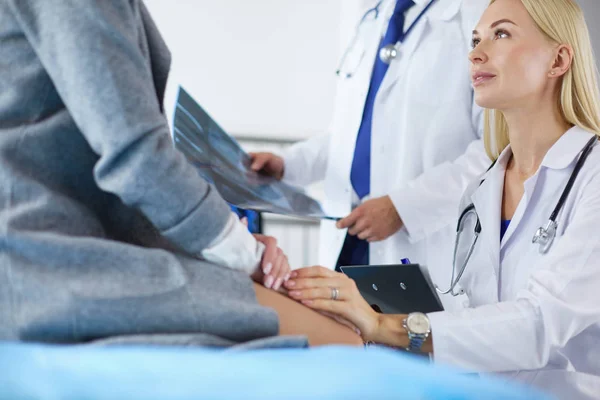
0 0 294 347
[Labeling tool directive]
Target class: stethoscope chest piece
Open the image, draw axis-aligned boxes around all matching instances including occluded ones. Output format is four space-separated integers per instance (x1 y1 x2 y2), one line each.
532 220 557 254
379 44 398 64
436 136 597 297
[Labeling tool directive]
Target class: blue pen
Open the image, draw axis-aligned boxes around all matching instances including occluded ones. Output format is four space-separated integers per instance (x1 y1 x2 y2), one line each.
401 258 411 265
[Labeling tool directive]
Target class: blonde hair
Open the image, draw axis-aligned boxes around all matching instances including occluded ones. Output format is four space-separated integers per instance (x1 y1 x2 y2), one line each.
483 0 600 160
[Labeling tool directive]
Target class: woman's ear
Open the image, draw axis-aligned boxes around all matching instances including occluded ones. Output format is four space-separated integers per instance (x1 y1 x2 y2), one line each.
549 44 574 78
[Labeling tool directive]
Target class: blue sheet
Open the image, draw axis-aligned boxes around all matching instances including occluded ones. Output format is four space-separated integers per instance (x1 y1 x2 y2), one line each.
0 343 552 400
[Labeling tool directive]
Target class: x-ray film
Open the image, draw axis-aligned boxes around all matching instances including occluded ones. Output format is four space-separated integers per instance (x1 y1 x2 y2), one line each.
172 87 341 220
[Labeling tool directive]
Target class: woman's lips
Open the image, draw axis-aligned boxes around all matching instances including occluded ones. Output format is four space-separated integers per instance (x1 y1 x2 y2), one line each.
472 72 497 87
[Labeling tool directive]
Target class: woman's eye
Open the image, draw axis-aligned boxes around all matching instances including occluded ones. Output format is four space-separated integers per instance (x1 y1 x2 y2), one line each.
471 38 481 49
495 29 510 39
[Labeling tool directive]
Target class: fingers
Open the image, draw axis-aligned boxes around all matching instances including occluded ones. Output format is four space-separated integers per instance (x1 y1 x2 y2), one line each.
258 235 278 272
255 235 277 288
336 209 360 230
358 229 374 241
249 152 270 171
270 248 290 291
347 218 369 236
341 196 404 242
287 286 345 302
286 276 353 302
284 277 344 292
366 234 383 243
284 278 344 300
336 208 371 239
285 273 353 303
290 265 338 279
252 234 291 291
248 152 285 180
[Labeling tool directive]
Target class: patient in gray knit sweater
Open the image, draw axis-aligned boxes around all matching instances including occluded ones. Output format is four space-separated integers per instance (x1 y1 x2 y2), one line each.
0 0 361 348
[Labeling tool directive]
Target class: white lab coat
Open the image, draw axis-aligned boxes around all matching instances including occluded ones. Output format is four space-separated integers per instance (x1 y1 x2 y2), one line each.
426 127 600 400
282 0 490 268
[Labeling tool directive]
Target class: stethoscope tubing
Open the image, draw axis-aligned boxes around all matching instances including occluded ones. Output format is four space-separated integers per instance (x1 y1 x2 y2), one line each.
437 136 598 297
336 0 436 77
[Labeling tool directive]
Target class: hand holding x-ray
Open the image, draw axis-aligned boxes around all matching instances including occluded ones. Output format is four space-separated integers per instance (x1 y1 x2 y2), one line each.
172 87 341 220
248 152 285 181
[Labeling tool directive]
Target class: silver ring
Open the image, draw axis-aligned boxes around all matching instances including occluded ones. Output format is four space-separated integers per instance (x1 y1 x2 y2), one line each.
331 287 339 301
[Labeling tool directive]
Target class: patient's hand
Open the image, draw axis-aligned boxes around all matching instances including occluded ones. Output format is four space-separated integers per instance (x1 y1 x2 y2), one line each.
251 234 292 291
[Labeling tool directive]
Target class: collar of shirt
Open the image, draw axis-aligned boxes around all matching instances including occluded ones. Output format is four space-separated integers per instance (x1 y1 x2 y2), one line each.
380 0 427 30
494 125 596 173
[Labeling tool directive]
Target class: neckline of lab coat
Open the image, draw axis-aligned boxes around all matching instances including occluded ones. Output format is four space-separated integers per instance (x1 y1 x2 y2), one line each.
476 126 596 183
375 0 462 100
380 0 462 22
467 125 597 296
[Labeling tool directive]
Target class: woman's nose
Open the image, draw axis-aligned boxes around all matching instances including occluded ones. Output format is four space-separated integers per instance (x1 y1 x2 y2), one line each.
469 45 488 65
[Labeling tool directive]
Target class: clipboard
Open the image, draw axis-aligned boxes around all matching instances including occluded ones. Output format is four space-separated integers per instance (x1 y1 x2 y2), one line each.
340 264 444 314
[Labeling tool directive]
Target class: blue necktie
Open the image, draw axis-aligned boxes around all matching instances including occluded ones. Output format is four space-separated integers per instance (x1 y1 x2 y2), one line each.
350 0 415 199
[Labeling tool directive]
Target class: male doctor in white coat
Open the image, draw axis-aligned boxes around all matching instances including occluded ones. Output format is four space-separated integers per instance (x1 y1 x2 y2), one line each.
251 0 490 269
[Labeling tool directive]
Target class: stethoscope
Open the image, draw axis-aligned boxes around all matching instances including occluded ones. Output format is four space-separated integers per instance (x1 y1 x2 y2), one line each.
336 0 437 79
436 136 598 297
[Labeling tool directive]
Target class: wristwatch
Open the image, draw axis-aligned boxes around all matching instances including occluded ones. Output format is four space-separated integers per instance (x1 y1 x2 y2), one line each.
402 312 431 352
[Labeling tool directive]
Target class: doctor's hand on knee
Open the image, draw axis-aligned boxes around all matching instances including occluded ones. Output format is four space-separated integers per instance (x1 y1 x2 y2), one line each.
284 266 380 341
336 196 403 242
251 234 291 291
249 152 285 180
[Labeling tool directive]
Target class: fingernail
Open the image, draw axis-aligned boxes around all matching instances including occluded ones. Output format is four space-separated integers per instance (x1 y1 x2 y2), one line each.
289 291 300 297
284 272 291 281
273 278 283 290
301 300 313 306
265 276 274 289
285 280 296 288
263 263 273 275
290 271 298 278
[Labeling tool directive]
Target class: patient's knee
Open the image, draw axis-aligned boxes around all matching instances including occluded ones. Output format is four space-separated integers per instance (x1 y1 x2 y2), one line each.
335 327 364 346
254 283 363 346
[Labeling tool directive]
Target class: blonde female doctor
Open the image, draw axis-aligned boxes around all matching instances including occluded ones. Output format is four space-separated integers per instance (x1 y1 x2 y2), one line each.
283 0 600 398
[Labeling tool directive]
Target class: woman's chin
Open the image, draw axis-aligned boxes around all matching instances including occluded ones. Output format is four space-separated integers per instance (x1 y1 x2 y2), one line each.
474 92 504 110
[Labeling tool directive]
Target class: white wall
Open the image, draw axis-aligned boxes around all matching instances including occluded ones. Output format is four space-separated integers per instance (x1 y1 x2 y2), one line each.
143 1 365 267
145 0 361 141
578 0 600 69
145 0 600 141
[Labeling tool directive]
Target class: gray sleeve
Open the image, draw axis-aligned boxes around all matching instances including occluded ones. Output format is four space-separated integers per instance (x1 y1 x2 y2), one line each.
6 0 231 255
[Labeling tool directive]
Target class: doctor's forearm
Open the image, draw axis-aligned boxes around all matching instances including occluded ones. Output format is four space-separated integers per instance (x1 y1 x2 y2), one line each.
369 314 433 354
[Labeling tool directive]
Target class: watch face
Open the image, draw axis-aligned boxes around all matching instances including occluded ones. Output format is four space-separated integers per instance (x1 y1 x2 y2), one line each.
407 313 430 335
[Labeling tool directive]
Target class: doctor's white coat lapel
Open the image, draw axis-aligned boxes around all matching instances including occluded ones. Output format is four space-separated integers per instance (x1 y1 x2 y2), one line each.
466 159 504 303
308 0 486 268
377 0 462 98
427 128 600 399
321 2 389 218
